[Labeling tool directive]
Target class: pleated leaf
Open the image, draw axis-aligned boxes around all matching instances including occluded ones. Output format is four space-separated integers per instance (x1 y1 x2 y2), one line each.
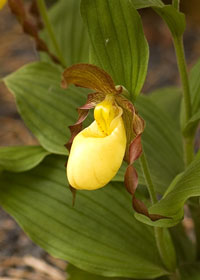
135 157 200 227
154 5 186 37
131 0 164 9
183 111 200 136
67 264 130 280
183 58 200 135
0 155 167 279
190 59 200 114
4 62 184 194
170 224 196 264
136 95 184 194
4 62 90 155
148 87 182 128
0 145 49 172
40 0 89 66
81 0 149 99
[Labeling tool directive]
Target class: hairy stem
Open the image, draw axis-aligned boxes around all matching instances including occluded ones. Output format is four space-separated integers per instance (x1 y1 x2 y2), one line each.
173 36 194 166
36 0 66 67
173 37 192 123
139 151 177 274
154 227 177 274
139 152 157 204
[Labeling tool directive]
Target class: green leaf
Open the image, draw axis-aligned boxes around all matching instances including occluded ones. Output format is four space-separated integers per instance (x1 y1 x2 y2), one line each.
108 92 185 195
0 145 49 172
135 96 184 194
135 156 200 227
148 87 182 128
131 0 164 9
170 224 196 264
190 59 200 114
40 0 89 66
183 58 200 134
183 110 200 136
4 62 184 194
4 62 90 155
0 155 168 279
154 5 186 37
67 264 130 280
81 0 149 99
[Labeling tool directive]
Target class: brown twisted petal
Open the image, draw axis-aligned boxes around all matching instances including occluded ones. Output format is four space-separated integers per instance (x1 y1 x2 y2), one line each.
133 113 145 135
123 109 167 221
132 197 170 221
126 163 168 221
65 92 105 152
124 165 138 195
62 64 122 95
79 92 105 110
65 109 89 152
129 134 143 165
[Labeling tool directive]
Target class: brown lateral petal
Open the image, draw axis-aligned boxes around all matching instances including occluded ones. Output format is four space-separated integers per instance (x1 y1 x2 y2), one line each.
65 92 104 151
133 114 145 135
129 134 142 165
149 213 170 221
79 92 105 110
62 64 120 95
132 197 149 217
65 109 89 151
132 197 169 221
116 95 135 115
124 165 138 195
116 95 136 161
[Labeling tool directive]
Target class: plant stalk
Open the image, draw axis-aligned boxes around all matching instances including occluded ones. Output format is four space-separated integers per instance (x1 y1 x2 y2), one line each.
139 151 177 275
173 36 194 166
139 152 157 204
36 0 66 67
154 227 177 274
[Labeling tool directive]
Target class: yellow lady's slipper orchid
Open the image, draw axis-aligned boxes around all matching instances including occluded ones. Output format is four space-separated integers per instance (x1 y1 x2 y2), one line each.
0 0 7 9
62 63 162 220
67 95 127 190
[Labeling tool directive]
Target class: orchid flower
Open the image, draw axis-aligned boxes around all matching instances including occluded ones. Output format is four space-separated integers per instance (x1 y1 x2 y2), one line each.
67 94 127 190
62 63 162 220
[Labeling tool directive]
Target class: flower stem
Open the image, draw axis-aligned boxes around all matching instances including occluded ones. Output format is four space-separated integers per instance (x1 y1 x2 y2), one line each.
173 36 194 166
173 37 192 123
139 152 157 204
172 0 194 167
154 227 177 273
36 0 66 67
140 151 177 275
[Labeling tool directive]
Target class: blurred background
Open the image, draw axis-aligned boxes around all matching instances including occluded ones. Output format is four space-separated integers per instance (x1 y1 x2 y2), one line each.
0 0 200 279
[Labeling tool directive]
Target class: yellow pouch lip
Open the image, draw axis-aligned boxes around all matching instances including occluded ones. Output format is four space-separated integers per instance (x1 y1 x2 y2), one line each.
93 95 123 137
81 115 123 139
67 117 127 190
